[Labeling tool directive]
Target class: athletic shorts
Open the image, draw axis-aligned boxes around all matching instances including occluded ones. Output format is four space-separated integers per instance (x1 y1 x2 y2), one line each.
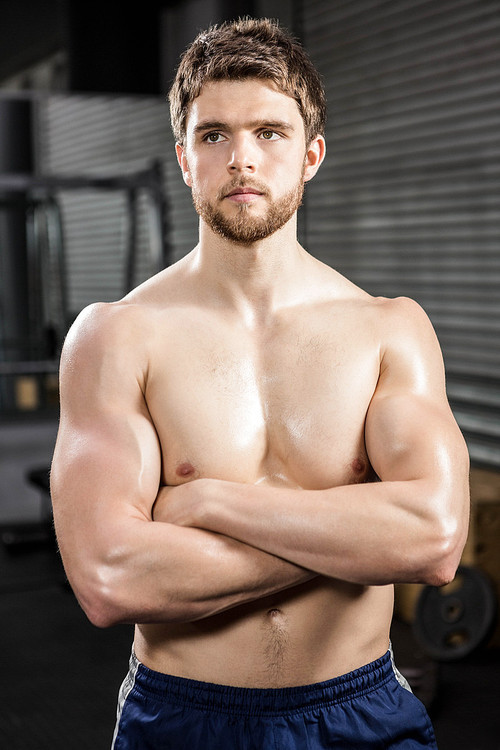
111 647 438 749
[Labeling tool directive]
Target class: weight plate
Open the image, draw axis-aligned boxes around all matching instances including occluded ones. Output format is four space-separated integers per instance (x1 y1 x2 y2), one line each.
413 565 498 661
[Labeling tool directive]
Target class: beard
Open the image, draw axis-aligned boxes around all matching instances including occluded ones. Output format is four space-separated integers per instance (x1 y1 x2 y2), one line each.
192 173 305 245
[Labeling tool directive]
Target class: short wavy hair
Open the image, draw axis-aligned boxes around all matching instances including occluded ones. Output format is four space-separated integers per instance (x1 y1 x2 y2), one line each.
168 17 326 146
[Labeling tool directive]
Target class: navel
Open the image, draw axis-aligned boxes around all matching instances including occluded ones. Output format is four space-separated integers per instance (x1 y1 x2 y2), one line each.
267 608 283 619
262 608 289 679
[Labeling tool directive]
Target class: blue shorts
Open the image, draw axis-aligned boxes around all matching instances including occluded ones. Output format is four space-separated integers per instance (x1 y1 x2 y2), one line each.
112 648 438 749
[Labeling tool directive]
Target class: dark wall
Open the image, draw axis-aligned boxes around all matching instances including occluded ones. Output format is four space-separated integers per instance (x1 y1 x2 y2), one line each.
0 0 257 95
0 0 65 81
66 0 164 94
0 0 164 93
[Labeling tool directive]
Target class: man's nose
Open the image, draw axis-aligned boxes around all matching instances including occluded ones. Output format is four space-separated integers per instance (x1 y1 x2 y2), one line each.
227 135 257 173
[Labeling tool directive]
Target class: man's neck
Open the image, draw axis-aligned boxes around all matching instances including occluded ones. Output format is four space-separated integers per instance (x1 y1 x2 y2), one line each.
190 218 312 327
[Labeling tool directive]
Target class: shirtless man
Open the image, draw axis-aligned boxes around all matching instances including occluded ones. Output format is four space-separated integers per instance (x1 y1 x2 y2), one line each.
50 18 469 749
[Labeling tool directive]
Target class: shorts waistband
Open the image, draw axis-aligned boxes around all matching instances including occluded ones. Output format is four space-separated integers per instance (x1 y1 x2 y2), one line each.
129 649 394 717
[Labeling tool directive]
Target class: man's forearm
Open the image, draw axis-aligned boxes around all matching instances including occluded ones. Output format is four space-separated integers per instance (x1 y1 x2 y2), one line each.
150 486 316 618
162 477 466 587
89 512 315 627
207 480 436 585
151 520 316 621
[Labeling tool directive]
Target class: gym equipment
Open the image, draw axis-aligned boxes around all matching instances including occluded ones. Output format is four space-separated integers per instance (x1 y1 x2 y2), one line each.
0 161 170 548
413 565 497 661
0 160 170 404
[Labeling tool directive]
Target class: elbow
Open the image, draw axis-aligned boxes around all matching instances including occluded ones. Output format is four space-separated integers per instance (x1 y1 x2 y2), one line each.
84 590 124 629
85 606 120 630
70 564 208 628
423 560 459 589
418 477 470 588
420 520 467 588
84 594 210 628
78 587 124 630
68 563 131 629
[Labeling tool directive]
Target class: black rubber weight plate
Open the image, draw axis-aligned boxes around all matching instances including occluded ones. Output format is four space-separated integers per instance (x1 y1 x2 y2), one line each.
413 565 498 661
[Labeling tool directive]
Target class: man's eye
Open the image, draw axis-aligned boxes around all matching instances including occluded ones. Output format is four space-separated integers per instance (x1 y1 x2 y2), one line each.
260 130 280 140
205 132 224 143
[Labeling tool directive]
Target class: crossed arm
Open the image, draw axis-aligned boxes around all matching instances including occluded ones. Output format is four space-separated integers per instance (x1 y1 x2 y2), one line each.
51 304 314 628
51 300 469 629
154 298 469 589
155 391 468 588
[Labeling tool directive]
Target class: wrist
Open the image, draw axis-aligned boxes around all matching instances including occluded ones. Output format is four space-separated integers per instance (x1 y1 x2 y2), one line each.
195 478 241 533
199 477 232 529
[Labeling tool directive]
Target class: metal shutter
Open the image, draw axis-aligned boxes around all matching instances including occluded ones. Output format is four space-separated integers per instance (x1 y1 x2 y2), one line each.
302 0 500 469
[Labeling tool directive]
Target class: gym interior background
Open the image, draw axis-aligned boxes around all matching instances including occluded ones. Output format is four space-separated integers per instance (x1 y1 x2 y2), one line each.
0 0 499 747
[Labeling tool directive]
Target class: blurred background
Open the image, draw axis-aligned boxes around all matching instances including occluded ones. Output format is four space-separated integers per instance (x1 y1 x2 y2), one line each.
0 0 498 747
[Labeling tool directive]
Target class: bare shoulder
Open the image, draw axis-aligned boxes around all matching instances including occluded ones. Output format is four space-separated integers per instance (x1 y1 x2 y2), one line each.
123 251 194 306
373 294 431 320
319 266 436 343
365 295 448 400
370 295 441 353
62 299 148 364
58 302 160 415
61 253 197 389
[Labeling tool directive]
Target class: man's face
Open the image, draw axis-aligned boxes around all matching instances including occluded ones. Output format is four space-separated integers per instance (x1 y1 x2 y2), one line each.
177 79 322 244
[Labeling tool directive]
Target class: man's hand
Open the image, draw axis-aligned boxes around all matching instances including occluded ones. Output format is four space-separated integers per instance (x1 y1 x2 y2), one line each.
153 479 221 527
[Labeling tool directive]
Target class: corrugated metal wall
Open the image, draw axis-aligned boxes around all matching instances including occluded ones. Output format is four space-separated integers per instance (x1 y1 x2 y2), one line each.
37 93 197 313
35 2 499 469
302 0 500 469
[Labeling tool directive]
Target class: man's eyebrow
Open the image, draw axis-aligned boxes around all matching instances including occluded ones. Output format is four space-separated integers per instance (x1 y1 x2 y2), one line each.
194 120 229 134
255 120 295 132
193 119 295 134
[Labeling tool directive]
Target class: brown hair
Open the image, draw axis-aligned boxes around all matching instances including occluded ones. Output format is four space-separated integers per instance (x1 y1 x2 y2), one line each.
168 17 326 146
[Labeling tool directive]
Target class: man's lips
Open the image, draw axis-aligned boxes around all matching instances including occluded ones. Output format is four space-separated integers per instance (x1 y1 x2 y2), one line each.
227 187 262 196
224 186 265 203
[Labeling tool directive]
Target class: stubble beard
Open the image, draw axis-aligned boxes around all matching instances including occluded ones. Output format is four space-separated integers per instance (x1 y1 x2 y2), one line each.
192 174 305 245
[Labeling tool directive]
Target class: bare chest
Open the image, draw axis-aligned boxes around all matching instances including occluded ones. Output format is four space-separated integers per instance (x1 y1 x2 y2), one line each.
146 314 380 489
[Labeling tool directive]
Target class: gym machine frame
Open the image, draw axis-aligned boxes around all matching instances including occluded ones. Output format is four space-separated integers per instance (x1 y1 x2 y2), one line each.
0 158 171 383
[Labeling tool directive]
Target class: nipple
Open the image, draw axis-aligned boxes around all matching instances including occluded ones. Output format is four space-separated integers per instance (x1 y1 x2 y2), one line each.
351 458 366 474
176 462 196 478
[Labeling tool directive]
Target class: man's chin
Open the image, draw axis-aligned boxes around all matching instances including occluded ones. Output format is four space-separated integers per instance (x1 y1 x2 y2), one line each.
193 180 304 244
210 220 279 245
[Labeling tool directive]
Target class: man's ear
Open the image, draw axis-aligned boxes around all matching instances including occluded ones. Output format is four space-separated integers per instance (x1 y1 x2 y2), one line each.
303 135 326 183
175 142 192 187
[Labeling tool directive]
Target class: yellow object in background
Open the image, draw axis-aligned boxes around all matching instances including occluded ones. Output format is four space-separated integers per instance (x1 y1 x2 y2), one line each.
15 376 38 411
